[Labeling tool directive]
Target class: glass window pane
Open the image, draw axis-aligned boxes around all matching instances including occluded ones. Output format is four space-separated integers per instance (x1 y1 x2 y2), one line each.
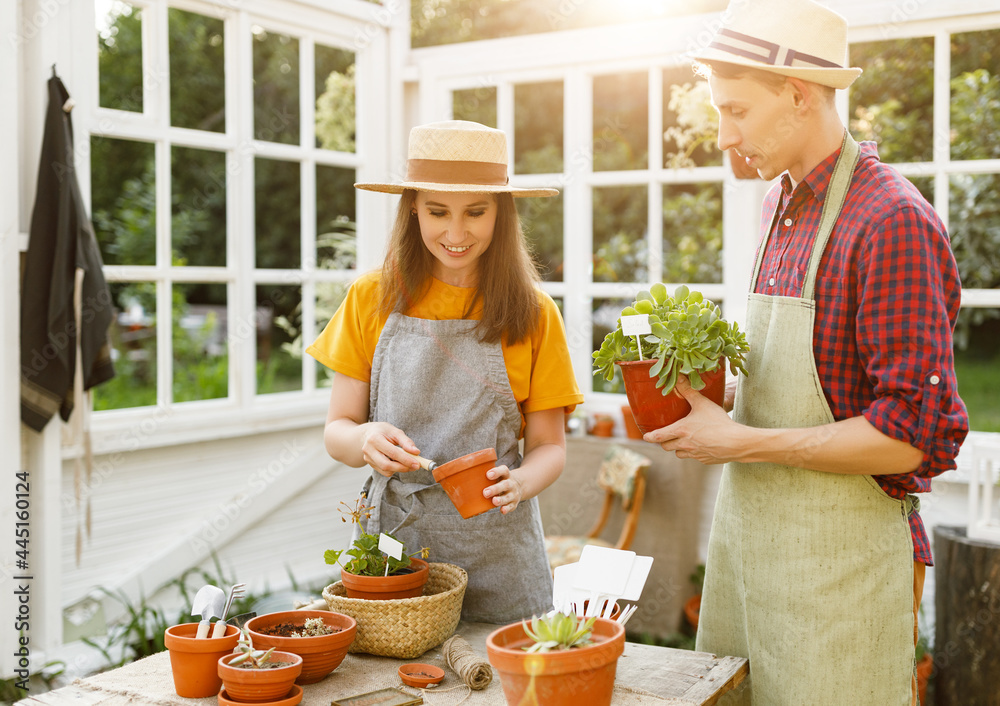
316 165 356 270
257 285 302 394
907 176 933 205
663 71 721 168
93 282 157 410
592 297 629 393
315 45 356 151
849 38 933 163
949 174 1000 291
172 146 226 267
315 283 349 388
514 81 563 173
518 194 563 282
169 8 225 132
253 27 300 144
950 29 1000 161
593 72 648 171
955 308 1000 432
174 284 228 402
255 157 301 269
593 185 647 283
662 183 723 284
97 1 143 112
453 86 497 127
91 137 155 266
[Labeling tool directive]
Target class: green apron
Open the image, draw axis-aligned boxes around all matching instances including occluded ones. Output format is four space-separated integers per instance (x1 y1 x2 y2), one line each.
696 133 915 705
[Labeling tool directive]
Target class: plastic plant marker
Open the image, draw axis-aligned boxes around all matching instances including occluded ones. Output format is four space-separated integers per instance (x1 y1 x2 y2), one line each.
621 555 654 601
621 314 651 361
552 562 590 615
379 533 404 576
573 546 635 618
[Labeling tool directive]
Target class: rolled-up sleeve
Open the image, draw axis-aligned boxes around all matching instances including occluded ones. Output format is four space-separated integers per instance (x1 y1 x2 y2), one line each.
856 204 968 479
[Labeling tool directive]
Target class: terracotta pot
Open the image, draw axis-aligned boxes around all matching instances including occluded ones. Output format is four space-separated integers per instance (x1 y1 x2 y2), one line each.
340 557 430 600
916 653 932 705
617 360 725 435
246 610 356 685
590 417 614 437
218 650 302 703
620 405 643 440
684 594 701 630
486 617 625 706
164 622 240 698
432 447 498 519
218 684 302 706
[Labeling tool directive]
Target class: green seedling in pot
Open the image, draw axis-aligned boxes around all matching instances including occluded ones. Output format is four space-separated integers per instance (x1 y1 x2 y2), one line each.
521 612 597 653
593 283 750 397
228 626 277 669
323 494 429 577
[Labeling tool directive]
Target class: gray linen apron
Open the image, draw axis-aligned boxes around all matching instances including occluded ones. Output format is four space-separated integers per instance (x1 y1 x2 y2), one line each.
697 134 915 704
359 311 553 624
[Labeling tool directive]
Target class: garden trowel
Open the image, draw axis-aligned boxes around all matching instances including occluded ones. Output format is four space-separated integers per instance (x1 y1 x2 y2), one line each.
190 585 225 638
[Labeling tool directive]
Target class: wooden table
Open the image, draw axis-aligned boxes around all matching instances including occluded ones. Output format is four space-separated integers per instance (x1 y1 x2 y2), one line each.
16 622 747 706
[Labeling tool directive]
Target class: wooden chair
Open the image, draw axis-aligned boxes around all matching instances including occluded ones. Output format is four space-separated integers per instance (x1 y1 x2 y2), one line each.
544 444 650 572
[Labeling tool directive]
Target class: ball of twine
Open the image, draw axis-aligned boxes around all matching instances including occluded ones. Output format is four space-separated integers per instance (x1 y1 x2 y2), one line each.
442 635 493 690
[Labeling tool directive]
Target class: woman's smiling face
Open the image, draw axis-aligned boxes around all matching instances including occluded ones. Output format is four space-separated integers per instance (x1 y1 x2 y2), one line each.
415 191 498 287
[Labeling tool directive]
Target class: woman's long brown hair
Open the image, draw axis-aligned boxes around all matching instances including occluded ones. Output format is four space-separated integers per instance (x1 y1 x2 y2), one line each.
378 189 542 344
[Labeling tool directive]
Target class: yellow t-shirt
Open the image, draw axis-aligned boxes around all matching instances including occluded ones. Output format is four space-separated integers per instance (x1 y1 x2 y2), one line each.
306 272 583 434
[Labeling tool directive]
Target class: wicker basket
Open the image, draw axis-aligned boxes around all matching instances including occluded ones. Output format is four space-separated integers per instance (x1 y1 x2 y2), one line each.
322 562 467 659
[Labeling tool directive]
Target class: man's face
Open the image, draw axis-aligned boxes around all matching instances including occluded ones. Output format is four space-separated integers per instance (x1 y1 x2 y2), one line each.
709 73 800 182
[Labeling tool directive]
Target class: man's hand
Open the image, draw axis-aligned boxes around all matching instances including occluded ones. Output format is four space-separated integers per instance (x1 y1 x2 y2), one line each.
643 375 751 465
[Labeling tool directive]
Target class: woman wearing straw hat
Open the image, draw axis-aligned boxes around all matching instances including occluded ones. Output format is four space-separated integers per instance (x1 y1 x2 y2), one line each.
307 120 582 623
644 0 967 703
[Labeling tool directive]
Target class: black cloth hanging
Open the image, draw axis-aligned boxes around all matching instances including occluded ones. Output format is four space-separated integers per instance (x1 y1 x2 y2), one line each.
20 75 115 431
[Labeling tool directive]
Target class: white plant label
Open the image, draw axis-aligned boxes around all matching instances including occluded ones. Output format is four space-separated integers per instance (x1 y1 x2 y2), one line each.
379 533 404 560
620 314 651 361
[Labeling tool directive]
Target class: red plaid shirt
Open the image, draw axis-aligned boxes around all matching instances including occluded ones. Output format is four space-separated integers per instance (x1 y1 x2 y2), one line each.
756 140 969 566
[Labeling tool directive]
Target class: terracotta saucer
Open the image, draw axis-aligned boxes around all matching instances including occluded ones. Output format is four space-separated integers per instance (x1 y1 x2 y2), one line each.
398 663 445 688
218 683 303 706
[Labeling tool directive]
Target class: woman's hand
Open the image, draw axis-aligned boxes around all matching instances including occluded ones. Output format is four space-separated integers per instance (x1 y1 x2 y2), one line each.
483 465 526 515
359 422 423 478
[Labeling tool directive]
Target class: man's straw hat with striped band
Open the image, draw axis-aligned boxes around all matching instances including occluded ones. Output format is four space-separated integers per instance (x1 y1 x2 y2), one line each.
689 0 862 90
354 120 557 198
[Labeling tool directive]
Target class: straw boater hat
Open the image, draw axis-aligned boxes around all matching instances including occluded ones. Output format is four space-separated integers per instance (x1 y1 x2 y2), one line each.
689 0 862 90
354 120 557 198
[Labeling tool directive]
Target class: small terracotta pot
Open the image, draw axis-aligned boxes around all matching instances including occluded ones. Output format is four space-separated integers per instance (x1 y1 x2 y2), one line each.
916 653 932 705
218 684 302 706
432 447 498 519
617 361 725 435
246 610 356 685
341 557 430 600
486 617 625 706
218 650 302 703
684 594 701 629
590 417 614 437
398 662 445 688
620 405 643 440
164 622 240 698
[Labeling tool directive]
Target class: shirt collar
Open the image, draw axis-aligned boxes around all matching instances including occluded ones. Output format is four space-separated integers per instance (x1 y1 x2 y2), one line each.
779 140 879 202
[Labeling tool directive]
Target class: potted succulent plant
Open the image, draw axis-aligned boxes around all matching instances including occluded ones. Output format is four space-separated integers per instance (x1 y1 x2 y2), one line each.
217 626 303 704
245 611 357 685
486 612 625 706
323 495 430 600
593 283 749 434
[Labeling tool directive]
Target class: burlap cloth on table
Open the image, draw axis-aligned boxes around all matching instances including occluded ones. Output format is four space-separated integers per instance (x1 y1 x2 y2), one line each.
72 649 689 705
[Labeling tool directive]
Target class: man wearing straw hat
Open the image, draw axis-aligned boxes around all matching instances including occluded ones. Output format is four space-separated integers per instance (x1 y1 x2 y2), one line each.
309 121 582 624
645 0 968 703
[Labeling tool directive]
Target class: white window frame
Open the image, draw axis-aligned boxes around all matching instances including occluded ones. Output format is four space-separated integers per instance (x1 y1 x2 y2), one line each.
75 0 394 454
